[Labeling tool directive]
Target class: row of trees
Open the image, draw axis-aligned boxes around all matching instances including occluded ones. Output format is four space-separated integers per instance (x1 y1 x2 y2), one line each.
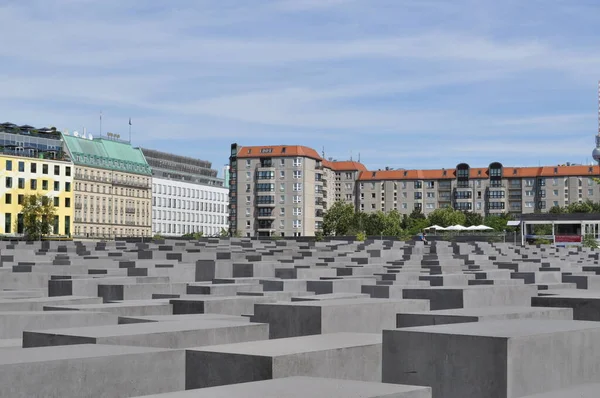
549 200 600 214
322 202 514 239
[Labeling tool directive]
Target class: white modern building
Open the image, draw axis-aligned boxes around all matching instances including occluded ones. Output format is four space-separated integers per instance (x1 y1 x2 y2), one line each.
141 148 229 237
151 178 228 236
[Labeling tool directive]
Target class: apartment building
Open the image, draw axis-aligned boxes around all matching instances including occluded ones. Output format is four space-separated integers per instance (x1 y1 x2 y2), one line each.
328 161 367 206
62 134 152 238
228 143 365 237
358 162 600 216
141 148 228 237
0 123 74 236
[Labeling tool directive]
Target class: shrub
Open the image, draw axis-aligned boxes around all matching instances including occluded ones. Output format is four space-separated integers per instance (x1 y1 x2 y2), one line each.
356 231 367 241
582 234 599 249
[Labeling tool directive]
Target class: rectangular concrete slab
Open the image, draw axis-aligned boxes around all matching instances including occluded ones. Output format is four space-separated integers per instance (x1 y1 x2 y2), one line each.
253 298 429 338
396 306 573 328
135 376 432 398
23 319 269 349
0 344 185 398
186 332 382 388
0 311 118 338
383 319 600 398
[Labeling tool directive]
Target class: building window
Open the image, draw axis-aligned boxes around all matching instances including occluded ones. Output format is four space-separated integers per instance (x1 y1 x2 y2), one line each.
65 198 71 208
65 166 71 177
4 213 11 233
293 219 302 229
30 179 37 190
293 158 302 167
30 163 37 173
5 177 12 188
17 195 23 205
54 165 60 175
293 170 302 179
54 197 59 207
293 207 302 216
54 181 60 191
66 182 71 192
5 194 11 204
293 183 302 192
293 195 301 203
18 162 24 172
42 164 48 174
5 160 12 171
18 178 25 189
42 180 48 190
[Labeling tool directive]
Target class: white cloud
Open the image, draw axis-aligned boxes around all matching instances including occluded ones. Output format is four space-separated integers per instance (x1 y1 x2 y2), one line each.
1 0 599 170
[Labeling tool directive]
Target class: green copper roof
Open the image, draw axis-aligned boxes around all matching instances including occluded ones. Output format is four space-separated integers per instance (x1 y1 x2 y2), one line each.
62 134 151 175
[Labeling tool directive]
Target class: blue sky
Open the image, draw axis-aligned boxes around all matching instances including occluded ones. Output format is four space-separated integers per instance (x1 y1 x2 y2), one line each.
2 0 600 176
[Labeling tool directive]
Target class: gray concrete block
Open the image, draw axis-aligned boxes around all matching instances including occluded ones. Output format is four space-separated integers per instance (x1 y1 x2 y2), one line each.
0 311 118 339
253 298 429 339
23 319 269 349
135 376 432 398
0 344 185 397
402 285 537 310
186 332 382 388
396 306 573 328
383 319 600 398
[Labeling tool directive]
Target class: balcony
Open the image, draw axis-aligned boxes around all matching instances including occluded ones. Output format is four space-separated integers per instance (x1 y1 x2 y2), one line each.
112 179 150 189
257 213 276 220
125 207 136 214
74 203 82 209
438 183 452 191
315 210 324 218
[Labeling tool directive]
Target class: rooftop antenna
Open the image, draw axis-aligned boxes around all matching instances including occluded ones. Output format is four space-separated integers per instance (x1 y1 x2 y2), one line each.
358 152 360 162
322 146 325 158
350 150 353 161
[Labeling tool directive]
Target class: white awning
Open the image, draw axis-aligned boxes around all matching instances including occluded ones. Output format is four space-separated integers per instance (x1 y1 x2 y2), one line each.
507 221 521 226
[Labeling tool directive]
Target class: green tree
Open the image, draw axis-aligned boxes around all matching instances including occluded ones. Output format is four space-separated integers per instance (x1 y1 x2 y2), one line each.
427 207 466 227
219 228 229 238
548 205 563 214
323 201 358 236
463 211 484 227
532 224 553 236
484 213 515 232
364 211 387 236
20 194 56 241
382 210 403 237
566 201 593 213
582 234 599 249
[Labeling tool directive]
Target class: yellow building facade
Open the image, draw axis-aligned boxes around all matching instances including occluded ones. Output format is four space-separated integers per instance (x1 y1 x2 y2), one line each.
0 155 74 236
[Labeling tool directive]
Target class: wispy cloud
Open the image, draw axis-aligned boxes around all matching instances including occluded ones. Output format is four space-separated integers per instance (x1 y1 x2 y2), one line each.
1 0 599 171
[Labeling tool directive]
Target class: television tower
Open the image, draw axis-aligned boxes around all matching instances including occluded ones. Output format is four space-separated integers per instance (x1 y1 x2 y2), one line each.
592 80 600 166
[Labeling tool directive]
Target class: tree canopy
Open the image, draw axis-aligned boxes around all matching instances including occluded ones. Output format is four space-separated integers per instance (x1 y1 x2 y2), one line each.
321 201 520 239
20 194 56 241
